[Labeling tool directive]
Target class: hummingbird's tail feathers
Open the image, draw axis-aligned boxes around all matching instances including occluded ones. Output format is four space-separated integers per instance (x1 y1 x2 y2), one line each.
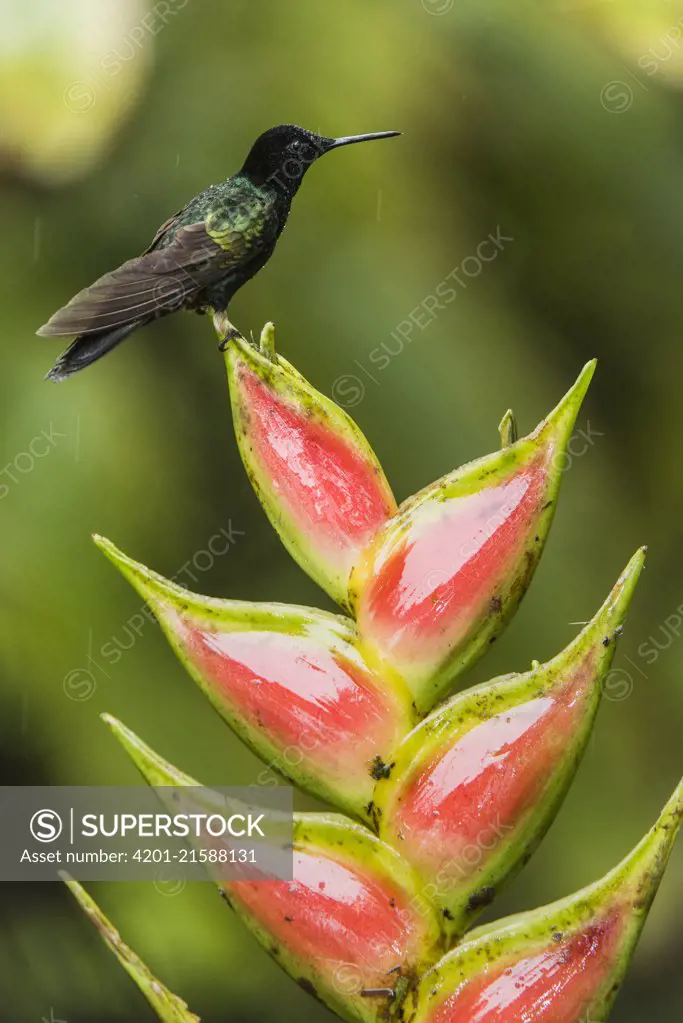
46 321 147 382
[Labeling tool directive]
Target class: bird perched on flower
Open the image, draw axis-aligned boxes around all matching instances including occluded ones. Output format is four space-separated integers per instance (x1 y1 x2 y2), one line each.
38 124 400 381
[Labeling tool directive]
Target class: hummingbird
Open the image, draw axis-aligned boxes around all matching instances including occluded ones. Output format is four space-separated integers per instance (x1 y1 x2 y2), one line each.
38 124 400 381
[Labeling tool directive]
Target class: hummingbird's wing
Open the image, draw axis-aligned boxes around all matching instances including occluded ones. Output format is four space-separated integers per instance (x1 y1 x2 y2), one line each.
37 202 276 338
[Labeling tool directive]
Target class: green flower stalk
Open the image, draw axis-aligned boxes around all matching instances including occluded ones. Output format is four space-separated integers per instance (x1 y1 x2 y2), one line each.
61 873 199 1022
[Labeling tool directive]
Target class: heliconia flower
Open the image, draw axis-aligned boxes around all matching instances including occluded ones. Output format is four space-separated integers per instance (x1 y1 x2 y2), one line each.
372 549 646 938
94 535 415 823
61 873 200 1022
103 715 444 1023
350 361 597 713
225 325 397 611
410 775 683 1023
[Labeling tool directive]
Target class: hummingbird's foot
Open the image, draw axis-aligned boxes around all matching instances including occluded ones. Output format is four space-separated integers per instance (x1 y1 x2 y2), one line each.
217 329 242 352
213 310 244 351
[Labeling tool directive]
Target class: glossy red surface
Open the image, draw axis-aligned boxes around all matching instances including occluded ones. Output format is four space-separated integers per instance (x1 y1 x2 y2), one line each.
358 463 544 667
231 847 426 983
240 366 395 557
175 614 401 788
426 916 622 1023
389 666 594 876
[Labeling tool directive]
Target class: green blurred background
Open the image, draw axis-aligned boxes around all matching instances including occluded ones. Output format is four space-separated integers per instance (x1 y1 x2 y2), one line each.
1 0 683 1019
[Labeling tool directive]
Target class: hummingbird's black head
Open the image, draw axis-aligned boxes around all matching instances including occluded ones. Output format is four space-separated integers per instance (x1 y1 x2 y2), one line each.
240 124 401 194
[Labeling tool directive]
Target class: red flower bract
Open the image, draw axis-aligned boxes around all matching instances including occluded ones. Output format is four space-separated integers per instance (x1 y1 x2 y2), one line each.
426 915 623 1023
373 550 645 935
412 777 683 1023
226 327 396 610
352 362 596 711
102 715 443 1023
238 365 393 547
95 535 414 822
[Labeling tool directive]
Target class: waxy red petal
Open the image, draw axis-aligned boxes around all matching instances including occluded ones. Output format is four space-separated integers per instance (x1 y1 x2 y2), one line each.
425 915 623 1023
351 362 596 712
226 327 397 610
232 848 424 969
228 826 441 1021
179 625 402 787
374 550 645 936
95 536 414 822
413 777 683 1023
103 716 443 1023
389 683 579 858
239 365 392 543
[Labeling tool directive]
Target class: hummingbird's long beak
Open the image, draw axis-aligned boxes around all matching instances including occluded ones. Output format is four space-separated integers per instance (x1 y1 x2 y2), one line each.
327 131 401 150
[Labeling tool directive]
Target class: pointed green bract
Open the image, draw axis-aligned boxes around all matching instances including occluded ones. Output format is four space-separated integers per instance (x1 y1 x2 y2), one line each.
95 535 415 822
102 712 198 786
373 549 646 938
351 362 597 713
498 409 517 447
103 715 444 1023
61 873 200 1022
226 324 397 611
411 777 683 1023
